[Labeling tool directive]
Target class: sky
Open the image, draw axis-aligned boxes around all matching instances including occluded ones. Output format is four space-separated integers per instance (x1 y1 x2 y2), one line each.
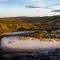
0 0 60 17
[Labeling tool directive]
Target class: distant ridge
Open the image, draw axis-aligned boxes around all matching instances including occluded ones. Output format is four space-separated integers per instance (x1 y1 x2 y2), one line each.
0 15 60 23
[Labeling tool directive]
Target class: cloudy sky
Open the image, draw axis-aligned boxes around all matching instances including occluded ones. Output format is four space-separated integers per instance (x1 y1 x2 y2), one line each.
0 0 60 17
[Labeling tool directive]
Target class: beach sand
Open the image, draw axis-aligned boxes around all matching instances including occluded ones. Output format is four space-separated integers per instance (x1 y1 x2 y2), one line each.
1 36 60 49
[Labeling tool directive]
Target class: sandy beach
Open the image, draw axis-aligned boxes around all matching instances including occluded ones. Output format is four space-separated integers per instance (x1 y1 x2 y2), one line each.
1 36 60 49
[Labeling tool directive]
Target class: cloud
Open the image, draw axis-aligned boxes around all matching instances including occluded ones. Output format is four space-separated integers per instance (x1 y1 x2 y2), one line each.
0 0 60 17
0 0 29 7
47 4 60 9
25 6 41 8
0 0 59 10
0 0 49 8
52 10 60 12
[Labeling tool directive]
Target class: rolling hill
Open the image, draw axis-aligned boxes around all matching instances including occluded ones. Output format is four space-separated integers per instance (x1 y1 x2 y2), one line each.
0 15 60 34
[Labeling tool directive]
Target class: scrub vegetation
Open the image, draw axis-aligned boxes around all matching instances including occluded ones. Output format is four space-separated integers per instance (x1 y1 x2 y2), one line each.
0 15 60 38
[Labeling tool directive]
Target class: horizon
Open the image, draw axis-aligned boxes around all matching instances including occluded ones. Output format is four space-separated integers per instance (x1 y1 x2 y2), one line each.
0 15 60 18
0 0 60 17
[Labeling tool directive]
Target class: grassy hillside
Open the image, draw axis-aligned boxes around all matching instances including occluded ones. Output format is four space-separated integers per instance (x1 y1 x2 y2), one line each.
0 20 34 34
0 15 60 34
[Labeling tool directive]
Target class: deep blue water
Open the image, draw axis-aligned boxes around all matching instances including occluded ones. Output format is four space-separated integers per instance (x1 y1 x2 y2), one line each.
1 48 60 60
